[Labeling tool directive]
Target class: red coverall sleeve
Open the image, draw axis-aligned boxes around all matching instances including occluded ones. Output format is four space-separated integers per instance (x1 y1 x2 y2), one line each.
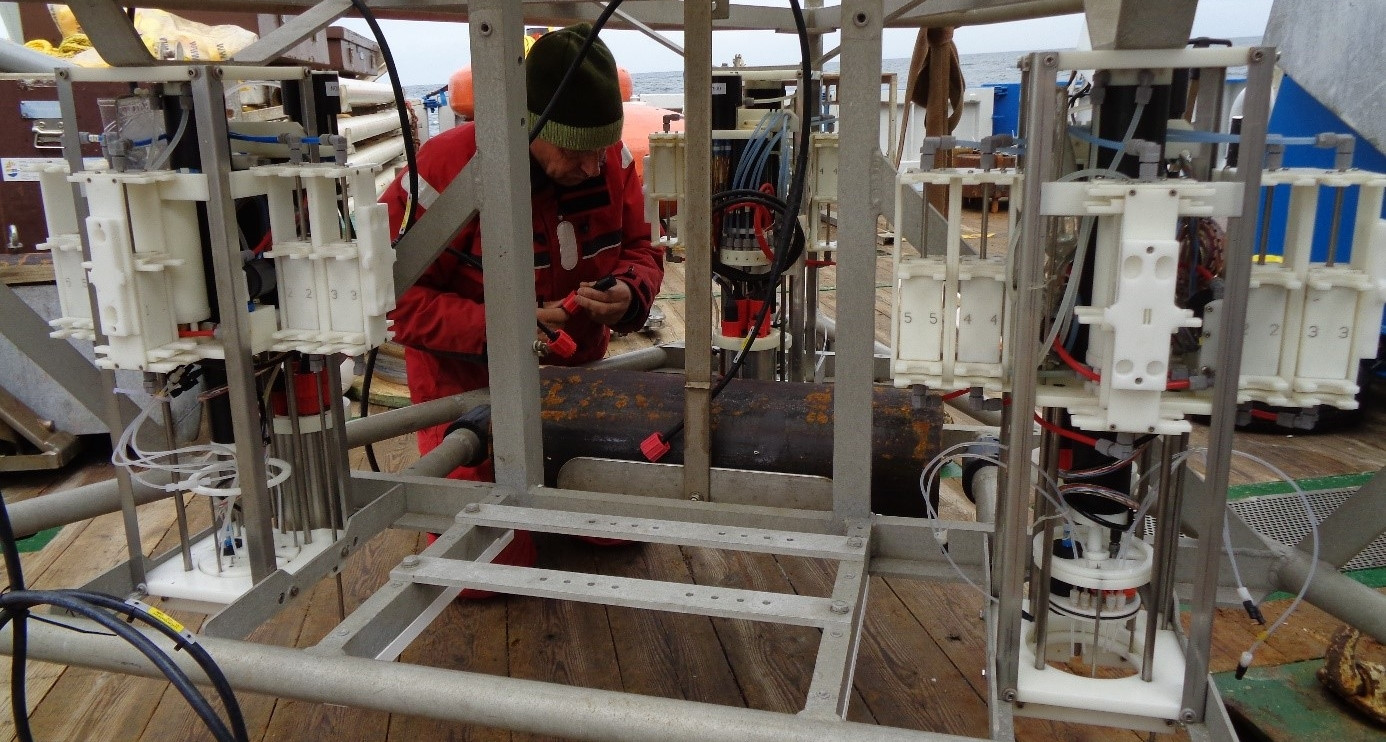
608 149 665 334
384 133 490 360
390 244 488 359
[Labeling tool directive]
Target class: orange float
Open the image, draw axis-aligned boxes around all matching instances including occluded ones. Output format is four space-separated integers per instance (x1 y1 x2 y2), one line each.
621 101 683 180
449 63 635 120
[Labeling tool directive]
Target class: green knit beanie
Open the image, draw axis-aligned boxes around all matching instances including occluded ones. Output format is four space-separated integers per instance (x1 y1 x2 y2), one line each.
527 24 624 151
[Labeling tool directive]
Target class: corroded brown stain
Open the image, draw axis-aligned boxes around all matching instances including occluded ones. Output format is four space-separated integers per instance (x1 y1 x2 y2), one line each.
804 389 832 425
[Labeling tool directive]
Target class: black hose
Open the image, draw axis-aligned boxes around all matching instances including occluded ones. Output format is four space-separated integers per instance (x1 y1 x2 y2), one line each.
655 0 815 449
347 0 416 472
0 491 32 742
0 495 246 742
709 189 807 284
61 591 249 742
0 592 237 742
348 0 419 234
361 348 381 472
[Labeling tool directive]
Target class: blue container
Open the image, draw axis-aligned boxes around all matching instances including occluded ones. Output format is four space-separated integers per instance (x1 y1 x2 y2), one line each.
983 82 1021 139
1264 74 1386 334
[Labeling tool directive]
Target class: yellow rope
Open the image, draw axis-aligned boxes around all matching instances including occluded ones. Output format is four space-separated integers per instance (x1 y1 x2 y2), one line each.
25 33 92 59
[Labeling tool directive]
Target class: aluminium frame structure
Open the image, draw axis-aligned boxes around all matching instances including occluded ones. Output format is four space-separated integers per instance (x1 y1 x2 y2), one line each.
4 1 1384 741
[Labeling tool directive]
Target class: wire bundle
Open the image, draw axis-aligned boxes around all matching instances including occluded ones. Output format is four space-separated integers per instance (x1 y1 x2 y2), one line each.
0 494 247 741
112 389 292 497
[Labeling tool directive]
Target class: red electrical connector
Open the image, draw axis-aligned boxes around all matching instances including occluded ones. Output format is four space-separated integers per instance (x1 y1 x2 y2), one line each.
558 275 620 319
546 329 577 358
640 432 671 462
741 298 772 338
559 292 582 316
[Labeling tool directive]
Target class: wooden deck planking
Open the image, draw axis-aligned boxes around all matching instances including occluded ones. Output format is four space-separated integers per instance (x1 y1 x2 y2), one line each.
596 542 747 707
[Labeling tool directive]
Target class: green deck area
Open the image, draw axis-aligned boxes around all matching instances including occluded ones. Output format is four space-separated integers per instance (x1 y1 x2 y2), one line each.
1215 660 1385 742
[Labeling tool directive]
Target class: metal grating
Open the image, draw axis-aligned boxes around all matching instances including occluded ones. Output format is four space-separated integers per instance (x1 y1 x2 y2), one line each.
1228 487 1386 572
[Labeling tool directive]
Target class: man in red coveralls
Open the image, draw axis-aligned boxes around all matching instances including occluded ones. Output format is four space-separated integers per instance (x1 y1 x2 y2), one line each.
381 25 664 574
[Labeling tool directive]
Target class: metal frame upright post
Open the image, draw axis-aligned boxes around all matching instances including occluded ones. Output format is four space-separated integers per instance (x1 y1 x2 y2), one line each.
54 68 149 588
993 50 1060 711
1179 46 1273 722
681 0 714 502
191 65 280 581
469 0 545 492
833 0 882 524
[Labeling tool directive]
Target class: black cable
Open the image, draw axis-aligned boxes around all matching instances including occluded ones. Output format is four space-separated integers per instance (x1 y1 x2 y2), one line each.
1060 497 1134 532
709 189 806 284
348 0 418 234
0 495 247 742
0 489 32 742
0 592 237 742
360 349 381 472
62 591 248 742
528 2 626 144
651 0 814 452
349 0 416 473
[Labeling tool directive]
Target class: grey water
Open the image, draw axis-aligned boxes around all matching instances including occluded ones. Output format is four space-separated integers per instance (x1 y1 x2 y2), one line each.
401 50 1025 101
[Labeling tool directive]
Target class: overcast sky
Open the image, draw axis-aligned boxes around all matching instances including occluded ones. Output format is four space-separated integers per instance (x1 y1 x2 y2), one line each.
337 0 1276 87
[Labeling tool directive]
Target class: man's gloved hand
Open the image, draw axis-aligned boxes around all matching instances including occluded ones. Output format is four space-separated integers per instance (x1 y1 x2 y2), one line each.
574 279 632 325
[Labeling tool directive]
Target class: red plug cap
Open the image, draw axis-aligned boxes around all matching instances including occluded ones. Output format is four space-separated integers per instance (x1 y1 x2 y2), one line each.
547 330 577 358
640 432 671 462
560 292 581 316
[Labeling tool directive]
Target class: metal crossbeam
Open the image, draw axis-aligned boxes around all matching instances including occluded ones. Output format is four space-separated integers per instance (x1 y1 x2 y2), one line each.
233 0 354 65
457 503 861 558
591 0 684 56
390 160 479 299
65 0 153 66
397 557 855 628
0 281 137 424
802 519 872 719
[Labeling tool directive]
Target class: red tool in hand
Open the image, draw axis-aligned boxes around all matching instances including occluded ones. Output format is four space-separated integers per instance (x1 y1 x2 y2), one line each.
559 275 620 316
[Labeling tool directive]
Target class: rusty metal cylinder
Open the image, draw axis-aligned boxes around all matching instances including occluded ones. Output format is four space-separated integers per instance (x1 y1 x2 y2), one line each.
539 368 942 517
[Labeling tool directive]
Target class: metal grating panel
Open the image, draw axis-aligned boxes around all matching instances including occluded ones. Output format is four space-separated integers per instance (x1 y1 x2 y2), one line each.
1229 487 1386 571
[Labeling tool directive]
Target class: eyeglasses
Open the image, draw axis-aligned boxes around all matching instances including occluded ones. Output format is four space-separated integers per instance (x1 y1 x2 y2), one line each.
557 146 606 169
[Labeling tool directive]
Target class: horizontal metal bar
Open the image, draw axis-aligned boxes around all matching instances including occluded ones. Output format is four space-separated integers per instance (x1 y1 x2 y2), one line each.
61 65 306 84
6 617 973 742
346 388 491 449
1055 47 1254 71
886 0 1081 27
314 494 515 659
1273 550 1386 644
370 527 515 661
528 484 839 534
4 473 172 538
403 428 483 478
584 345 671 371
397 558 850 628
461 503 858 558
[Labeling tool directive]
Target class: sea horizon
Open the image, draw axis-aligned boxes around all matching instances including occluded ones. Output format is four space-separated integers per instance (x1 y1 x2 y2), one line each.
404 36 1259 101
